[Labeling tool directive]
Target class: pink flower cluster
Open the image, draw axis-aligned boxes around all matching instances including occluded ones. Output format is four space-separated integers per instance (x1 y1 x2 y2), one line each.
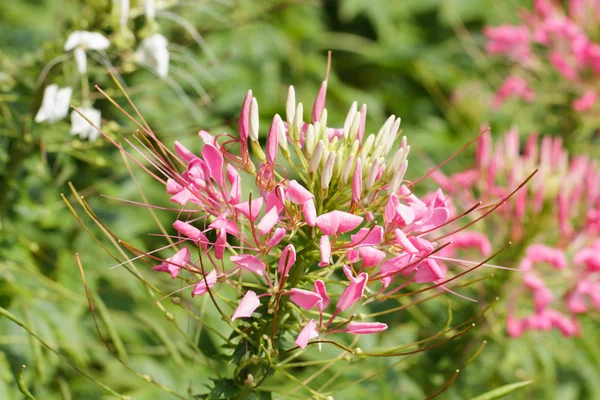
507 241 600 337
147 80 492 351
434 128 600 242
434 128 600 337
485 0 600 112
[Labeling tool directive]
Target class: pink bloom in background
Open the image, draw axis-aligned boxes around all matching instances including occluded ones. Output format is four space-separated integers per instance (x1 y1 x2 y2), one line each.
435 126 600 338
492 76 536 110
572 90 597 111
484 0 600 118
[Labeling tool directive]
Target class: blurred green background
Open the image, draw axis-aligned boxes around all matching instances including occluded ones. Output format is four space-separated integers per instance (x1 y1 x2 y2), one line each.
1 0 598 399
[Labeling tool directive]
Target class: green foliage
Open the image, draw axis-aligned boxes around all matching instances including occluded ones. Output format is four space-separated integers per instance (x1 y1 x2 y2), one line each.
1 0 599 399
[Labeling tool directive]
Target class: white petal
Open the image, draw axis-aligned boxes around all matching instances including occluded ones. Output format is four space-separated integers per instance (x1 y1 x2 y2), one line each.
137 34 170 78
74 47 87 74
71 107 101 141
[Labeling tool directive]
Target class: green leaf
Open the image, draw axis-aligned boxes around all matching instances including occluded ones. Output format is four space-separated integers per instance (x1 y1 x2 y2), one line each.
471 380 533 400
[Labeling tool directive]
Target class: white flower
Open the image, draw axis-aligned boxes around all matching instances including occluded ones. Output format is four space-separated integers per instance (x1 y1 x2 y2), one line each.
35 84 72 123
64 31 110 74
71 107 102 142
114 0 130 27
137 34 169 78
145 0 156 20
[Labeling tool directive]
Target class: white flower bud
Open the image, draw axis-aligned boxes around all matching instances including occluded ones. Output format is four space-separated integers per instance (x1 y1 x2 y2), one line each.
348 111 361 143
343 101 358 139
359 134 375 161
366 157 384 189
374 115 395 149
329 136 338 151
277 117 288 153
387 160 408 194
249 97 259 142
349 139 360 158
319 108 328 130
333 150 343 180
341 154 355 184
310 140 325 173
293 102 303 141
286 85 295 128
305 124 316 156
321 151 336 189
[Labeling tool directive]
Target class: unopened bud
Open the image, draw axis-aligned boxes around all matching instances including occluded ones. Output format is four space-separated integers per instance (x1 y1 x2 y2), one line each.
359 134 375 161
277 117 289 157
321 151 336 189
305 124 316 156
341 154 355 184
249 97 259 142
319 108 328 130
343 101 358 139
329 136 338 151
333 151 343 179
348 111 361 143
388 160 408 194
357 103 367 142
286 85 295 128
374 115 395 149
366 157 383 189
310 140 325 173
352 157 362 202
349 139 360 158
293 102 303 141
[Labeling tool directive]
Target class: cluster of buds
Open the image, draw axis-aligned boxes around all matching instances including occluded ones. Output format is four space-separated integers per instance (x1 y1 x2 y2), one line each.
433 128 600 337
484 0 600 112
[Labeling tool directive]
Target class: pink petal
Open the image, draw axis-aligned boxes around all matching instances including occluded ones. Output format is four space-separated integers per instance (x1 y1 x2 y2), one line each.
345 322 388 334
314 280 330 310
174 141 199 163
238 90 252 142
312 81 327 123
287 180 314 205
278 244 296 276
266 115 280 164
316 211 363 236
337 266 368 311
227 164 241 204
198 130 216 146
394 229 418 253
413 258 444 283
316 211 339 236
257 206 279 236
192 270 217 297
357 246 386 267
215 228 226 260
230 254 266 276
231 290 261 321
319 235 331 267
267 227 286 247
450 232 492 255
234 197 264 221
166 178 183 194
295 319 319 349
350 226 383 247
201 143 224 187
153 247 190 278
289 289 322 310
302 200 317 226
173 220 209 248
